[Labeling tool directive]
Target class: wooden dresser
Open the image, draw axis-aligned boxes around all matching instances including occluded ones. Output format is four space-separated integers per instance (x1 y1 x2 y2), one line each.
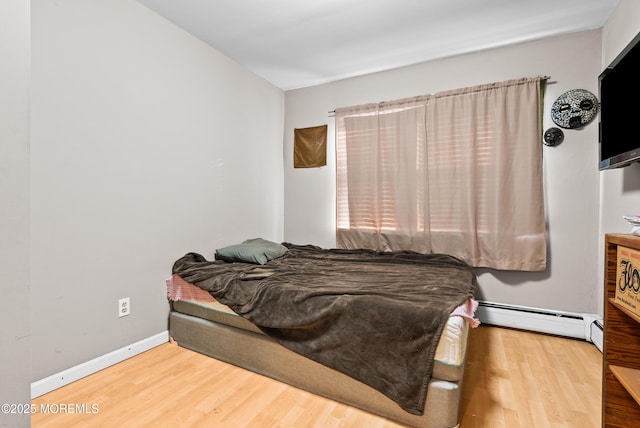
603 234 640 427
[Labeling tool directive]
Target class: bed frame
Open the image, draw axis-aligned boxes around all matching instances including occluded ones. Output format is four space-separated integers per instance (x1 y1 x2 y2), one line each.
169 300 469 428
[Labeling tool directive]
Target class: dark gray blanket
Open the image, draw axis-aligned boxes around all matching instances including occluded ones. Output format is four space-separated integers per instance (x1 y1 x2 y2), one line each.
172 244 476 415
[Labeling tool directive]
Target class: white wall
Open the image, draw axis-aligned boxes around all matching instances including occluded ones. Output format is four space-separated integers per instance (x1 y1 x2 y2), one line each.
598 0 640 313
0 1 30 426
284 30 602 314
30 0 284 381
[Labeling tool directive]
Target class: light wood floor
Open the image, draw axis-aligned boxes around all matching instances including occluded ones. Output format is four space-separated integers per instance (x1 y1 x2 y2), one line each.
31 326 602 427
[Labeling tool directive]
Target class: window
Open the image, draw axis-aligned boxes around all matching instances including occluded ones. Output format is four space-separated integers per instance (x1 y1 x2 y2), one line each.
335 78 546 271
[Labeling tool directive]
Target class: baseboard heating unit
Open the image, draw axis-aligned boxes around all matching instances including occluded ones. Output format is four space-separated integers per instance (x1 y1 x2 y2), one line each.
476 301 603 352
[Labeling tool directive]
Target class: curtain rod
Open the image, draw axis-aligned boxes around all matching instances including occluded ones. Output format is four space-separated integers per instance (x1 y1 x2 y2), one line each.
328 75 553 115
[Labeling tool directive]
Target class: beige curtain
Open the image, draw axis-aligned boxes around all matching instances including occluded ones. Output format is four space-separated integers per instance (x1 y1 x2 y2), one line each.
335 78 546 271
336 96 432 253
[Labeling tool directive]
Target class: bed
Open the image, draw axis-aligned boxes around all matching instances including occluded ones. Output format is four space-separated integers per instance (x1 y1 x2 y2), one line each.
168 239 478 428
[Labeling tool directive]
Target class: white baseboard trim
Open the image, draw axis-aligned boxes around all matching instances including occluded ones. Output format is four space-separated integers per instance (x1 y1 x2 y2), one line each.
476 301 602 351
31 331 169 399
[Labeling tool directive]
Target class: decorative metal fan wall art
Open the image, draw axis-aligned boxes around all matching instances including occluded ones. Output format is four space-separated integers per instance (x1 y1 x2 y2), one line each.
550 89 598 129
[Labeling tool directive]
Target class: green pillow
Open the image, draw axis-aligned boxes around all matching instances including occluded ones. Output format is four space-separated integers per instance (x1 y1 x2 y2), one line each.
215 238 288 264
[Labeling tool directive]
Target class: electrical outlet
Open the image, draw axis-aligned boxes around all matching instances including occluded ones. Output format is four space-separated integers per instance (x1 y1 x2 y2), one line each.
118 297 130 317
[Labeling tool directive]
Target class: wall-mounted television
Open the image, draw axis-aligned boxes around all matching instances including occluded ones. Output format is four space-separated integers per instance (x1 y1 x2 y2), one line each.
599 31 640 170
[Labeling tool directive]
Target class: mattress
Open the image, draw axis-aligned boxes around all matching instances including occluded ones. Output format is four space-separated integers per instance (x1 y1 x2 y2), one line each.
171 245 479 415
171 298 469 382
169 310 467 428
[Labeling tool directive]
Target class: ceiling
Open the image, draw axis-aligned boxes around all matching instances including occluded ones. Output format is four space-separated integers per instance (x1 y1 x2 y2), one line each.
136 0 619 91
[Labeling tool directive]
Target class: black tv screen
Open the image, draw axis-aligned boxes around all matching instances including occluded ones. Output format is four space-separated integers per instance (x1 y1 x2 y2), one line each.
599 31 640 170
